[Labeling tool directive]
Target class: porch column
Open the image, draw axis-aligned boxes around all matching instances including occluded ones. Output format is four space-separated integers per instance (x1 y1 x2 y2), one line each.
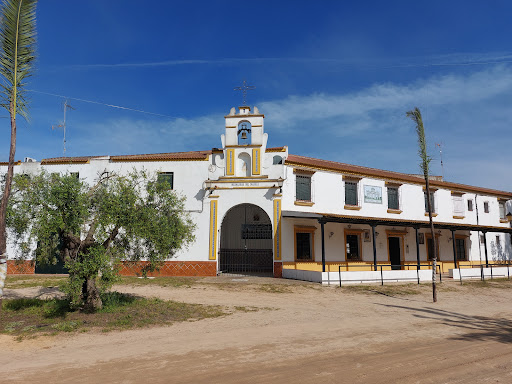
371 224 377 271
320 220 326 272
414 226 420 270
451 229 457 269
482 231 489 267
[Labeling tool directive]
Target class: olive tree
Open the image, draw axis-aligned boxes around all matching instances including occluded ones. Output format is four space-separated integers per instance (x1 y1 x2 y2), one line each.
7 170 195 311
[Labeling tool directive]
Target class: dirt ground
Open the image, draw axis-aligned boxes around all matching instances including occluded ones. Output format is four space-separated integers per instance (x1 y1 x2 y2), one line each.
2 277 512 384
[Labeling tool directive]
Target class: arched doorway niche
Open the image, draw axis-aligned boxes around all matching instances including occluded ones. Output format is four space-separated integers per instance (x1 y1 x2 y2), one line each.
219 203 273 276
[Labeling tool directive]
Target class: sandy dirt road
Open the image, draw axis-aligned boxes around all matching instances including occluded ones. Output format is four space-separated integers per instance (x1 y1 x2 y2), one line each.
2 277 512 383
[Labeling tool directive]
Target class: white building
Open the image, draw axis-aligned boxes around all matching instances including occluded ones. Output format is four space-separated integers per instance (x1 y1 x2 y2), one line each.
2 105 512 282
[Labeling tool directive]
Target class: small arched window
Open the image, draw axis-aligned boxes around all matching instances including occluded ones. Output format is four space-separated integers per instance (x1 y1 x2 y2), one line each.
273 155 283 165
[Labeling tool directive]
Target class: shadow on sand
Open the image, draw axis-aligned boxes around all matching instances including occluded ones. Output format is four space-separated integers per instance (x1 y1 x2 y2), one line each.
377 303 512 344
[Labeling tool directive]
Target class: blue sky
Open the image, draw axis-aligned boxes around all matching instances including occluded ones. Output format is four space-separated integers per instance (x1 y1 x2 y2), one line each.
1 1 512 191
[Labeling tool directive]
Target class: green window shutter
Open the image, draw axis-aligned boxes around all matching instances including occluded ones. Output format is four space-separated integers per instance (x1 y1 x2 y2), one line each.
296 175 311 201
388 187 399 210
345 182 358 205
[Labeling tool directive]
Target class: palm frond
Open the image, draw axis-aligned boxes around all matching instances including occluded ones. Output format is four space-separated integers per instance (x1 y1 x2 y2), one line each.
406 107 431 176
0 0 37 118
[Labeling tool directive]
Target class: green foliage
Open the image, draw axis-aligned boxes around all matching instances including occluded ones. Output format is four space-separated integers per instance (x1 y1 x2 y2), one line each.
7 170 196 309
406 107 431 177
0 0 38 119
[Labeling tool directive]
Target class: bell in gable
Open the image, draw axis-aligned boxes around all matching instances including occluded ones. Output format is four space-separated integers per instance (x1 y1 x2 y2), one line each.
240 131 248 140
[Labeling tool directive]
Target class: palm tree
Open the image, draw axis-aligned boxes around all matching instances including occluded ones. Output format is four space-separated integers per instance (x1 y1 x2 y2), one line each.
406 107 438 303
0 0 38 305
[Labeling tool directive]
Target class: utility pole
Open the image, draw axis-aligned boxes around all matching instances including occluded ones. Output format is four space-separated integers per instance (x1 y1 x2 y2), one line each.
52 100 75 156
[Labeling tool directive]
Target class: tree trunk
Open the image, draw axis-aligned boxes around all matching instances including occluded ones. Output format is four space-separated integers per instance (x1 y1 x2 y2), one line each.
0 101 17 306
82 277 102 312
425 176 438 303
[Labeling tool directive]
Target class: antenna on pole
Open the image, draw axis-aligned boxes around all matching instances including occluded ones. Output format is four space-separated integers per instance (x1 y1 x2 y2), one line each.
435 142 444 180
52 99 75 156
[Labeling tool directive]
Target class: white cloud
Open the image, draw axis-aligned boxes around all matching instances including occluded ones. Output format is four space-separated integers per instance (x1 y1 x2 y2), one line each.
59 65 512 191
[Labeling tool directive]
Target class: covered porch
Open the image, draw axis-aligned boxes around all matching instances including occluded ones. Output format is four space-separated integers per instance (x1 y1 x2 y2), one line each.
281 211 512 285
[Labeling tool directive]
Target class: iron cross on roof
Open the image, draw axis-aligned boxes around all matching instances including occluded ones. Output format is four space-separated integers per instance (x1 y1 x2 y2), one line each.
234 80 255 106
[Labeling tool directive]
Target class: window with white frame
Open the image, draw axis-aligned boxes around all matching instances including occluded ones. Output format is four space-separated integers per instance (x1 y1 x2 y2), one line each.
499 201 506 220
452 194 464 217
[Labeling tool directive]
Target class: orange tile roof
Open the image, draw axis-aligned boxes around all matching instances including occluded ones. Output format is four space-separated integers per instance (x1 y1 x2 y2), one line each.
110 150 212 162
41 156 103 165
285 154 512 198
0 161 21 166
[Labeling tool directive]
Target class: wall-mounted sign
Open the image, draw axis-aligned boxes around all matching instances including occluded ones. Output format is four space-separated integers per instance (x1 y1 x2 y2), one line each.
364 185 382 204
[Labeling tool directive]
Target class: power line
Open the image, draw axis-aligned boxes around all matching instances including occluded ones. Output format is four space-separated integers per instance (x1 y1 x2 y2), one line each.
27 89 179 119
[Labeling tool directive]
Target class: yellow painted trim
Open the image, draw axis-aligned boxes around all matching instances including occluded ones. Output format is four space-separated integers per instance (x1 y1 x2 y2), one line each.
274 199 282 260
251 124 263 127
225 125 237 128
344 205 362 210
252 148 261 175
342 175 362 181
266 147 287 153
226 148 235 175
294 226 316 262
208 200 218 260
208 195 220 198
453 215 465 219
500 219 509 223
217 176 270 181
295 201 314 206
425 212 438 217
387 209 402 214
293 168 315 175
385 229 408 235
282 260 483 272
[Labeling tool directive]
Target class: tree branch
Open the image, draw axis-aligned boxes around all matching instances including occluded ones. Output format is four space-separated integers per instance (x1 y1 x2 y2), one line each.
103 226 119 249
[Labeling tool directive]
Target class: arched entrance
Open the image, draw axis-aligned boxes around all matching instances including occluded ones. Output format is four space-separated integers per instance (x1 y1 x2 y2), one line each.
219 204 273 276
